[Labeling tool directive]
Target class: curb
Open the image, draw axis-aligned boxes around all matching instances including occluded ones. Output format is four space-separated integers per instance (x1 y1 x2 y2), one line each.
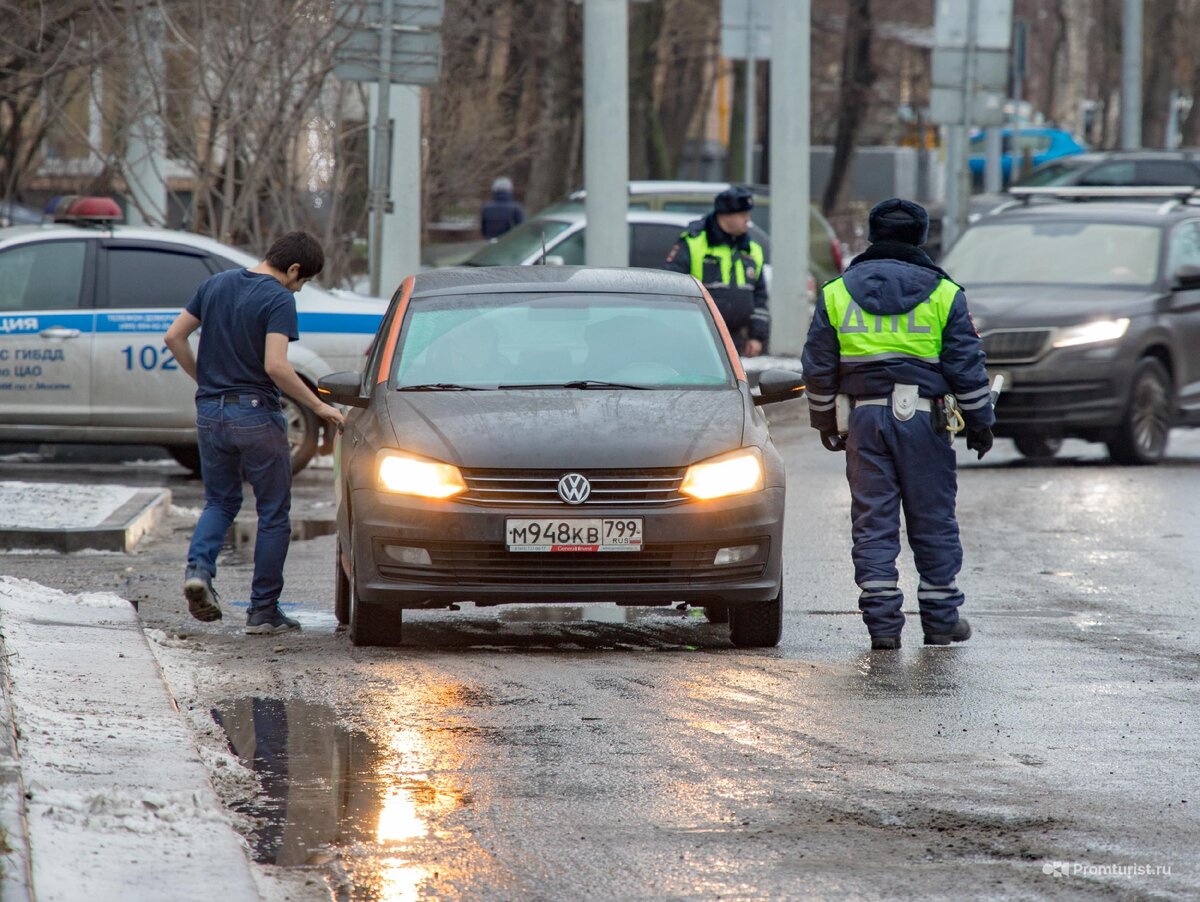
0 577 259 901
0 488 170 553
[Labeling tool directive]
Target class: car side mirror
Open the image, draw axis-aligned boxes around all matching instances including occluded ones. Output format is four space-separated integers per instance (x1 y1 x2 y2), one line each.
753 368 805 406
317 371 369 409
1171 264 1200 291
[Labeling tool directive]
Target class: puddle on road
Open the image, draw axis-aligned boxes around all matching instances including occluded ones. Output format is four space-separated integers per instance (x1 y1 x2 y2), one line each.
211 697 469 897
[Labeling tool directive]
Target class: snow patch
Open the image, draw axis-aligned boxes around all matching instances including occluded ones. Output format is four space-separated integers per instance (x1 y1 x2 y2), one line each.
0 481 139 528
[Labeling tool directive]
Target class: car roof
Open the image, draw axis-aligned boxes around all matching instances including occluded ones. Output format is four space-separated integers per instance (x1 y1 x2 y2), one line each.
0 222 260 264
530 209 706 227
567 180 770 200
409 266 704 298
985 199 1199 225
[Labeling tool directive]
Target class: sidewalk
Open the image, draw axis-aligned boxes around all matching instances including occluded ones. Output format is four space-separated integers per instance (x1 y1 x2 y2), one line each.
0 576 259 902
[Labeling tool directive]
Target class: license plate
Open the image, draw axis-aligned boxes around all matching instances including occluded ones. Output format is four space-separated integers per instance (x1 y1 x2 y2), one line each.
505 518 643 552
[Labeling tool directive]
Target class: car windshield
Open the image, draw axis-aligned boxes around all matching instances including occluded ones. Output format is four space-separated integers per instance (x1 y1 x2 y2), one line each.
392 293 733 389
941 221 1161 286
463 219 574 265
1012 160 1089 187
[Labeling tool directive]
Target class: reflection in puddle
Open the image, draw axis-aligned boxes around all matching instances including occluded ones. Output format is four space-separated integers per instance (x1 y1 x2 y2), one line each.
211 698 467 899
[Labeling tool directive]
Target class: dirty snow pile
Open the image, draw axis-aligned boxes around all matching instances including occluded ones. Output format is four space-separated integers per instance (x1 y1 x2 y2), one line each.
0 577 258 901
0 481 138 529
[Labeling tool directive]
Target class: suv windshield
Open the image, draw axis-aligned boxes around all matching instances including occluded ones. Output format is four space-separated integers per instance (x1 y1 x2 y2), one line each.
942 221 1162 286
392 293 733 389
464 219 574 266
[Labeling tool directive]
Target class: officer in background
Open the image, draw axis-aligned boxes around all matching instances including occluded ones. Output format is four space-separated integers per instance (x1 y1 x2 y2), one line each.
800 198 994 650
663 186 769 356
480 176 525 240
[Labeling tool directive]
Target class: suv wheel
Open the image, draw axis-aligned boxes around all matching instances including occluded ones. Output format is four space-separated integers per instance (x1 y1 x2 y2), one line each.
729 584 783 648
334 535 351 626
1013 435 1063 460
1107 358 1172 465
702 604 729 624
282 394 319 473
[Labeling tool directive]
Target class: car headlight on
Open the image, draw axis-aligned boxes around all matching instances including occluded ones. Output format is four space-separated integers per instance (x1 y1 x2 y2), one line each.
376 450 466 499
1052 318 1130 349
679 447 764 500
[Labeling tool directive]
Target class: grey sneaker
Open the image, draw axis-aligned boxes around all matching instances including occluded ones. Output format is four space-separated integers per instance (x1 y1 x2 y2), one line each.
245 606 301 636
183 566 222 622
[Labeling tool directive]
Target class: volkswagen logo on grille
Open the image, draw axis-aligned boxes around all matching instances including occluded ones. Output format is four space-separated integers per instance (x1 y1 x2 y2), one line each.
557 473 591 504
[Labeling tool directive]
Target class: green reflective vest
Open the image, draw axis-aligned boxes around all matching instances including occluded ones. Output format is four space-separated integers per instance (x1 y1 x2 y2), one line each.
822 276 960 363
683 230 765 287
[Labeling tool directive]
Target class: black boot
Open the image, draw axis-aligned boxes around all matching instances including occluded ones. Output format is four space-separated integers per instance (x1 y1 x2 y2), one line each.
924 617 971 646
871 635 902 650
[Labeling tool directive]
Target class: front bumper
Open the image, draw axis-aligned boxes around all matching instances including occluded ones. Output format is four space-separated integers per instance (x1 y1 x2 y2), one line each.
990 345 1133 437
350 486 785 609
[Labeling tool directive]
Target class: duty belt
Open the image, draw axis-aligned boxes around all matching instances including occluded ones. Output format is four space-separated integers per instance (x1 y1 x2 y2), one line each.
853 397 933 412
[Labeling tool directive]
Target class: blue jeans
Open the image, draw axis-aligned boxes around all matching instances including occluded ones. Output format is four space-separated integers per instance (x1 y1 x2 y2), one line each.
187 394 292 612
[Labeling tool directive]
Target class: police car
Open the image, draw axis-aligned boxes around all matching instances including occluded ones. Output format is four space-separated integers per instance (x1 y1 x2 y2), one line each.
0 197 386 472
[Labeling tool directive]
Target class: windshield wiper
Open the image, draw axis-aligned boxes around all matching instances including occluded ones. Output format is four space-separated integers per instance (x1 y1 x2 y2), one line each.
497 380 649 390
395 383 491 391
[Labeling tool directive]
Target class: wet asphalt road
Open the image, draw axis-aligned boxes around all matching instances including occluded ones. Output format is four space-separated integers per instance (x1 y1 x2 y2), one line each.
1 423 1198 900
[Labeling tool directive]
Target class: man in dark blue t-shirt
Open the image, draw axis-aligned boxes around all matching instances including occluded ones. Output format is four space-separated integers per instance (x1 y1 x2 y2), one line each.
165 232 343 635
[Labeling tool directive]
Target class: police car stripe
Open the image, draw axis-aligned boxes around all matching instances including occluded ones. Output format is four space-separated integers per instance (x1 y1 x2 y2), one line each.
0 311 383 336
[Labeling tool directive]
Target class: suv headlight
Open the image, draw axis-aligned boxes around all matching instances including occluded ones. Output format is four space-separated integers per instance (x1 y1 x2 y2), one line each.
1052 318 1130 349
680 447 764 500
376 450 466 498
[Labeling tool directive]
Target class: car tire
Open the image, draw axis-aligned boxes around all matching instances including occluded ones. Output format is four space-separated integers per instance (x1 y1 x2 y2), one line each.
347 523 403 647
166 444 202 474
1013 435 1063 460
1107 358 1172 465
729 584 783 648
282 393 319 473
702 604 729 624
334 536 350 626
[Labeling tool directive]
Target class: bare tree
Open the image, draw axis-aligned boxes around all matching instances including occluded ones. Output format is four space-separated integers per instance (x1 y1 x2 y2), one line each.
822 0 875 215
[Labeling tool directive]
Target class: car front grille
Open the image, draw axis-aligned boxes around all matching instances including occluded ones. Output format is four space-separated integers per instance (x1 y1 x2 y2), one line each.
460 467 687 507
982 329 1051 363
377 540 767 586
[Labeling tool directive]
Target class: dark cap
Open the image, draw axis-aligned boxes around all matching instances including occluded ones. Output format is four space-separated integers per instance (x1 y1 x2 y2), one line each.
868 198 929 246
714 185 754 215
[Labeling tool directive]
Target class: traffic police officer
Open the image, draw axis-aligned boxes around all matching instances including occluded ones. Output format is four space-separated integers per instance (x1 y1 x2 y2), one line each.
663 186 769 356
800 198 994 650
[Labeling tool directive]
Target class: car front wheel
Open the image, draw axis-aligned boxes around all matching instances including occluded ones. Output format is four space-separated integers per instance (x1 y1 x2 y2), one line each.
347 522 404 647
729 584 783 648
1107 358 1172 465
334 535 350 626
281 393 319 472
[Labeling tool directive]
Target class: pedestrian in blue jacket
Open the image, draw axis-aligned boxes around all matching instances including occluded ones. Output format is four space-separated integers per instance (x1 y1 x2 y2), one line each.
801 198 995 650
480 176 525 240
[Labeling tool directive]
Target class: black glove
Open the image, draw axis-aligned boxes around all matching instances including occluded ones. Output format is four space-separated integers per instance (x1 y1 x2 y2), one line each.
966 427 994 460
820 429 847 453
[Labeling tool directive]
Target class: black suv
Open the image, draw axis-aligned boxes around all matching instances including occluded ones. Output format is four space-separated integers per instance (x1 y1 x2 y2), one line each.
938 189 1200 463
928 151 1200 258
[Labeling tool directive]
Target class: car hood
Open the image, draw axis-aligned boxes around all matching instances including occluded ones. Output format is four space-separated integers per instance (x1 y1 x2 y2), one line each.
964 285 1160 331
381 389 747 469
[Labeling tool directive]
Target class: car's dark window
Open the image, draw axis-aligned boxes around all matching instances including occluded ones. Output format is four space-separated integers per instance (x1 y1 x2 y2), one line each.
1166 222 1200 277
1012 160 1088 187
104 248 214 308
392 293 734 389
550 228 586 265
1134 161 1200 186
0 240 88 311
942 221 1161 286
1077 161 1136 186
631 224 686 268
